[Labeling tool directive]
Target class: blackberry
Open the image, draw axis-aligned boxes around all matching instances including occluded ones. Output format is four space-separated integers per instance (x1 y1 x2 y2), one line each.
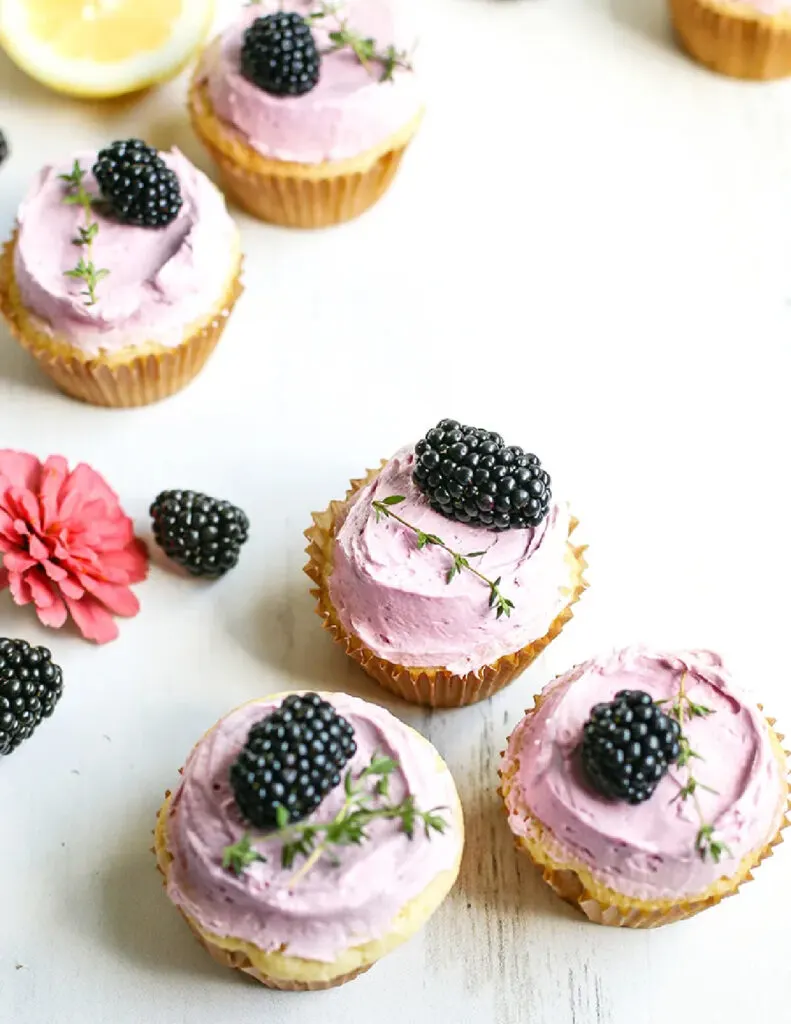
230 693 357 830
581 690 682 804
93 139 183 228
0 639 64 756
413 419 552 531
0 130 8 167
241 12 321 97
150 490 250 579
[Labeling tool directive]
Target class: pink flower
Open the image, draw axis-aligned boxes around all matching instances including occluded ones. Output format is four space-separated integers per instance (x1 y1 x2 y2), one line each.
0 451 148 644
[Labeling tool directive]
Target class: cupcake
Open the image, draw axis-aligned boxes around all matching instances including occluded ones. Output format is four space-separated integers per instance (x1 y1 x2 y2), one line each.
0 139 242 407
669 0 791 79
500 648 789 927
155 692 463 990
189 0 424 228
305 420 587 708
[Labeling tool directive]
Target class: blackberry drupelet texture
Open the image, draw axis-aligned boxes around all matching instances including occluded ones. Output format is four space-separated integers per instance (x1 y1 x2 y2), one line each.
93 139 183 228
0 639 64 755
241 12 321 97
581 690 682 804
230 693 357 831
150 490 250 579
413 419 552 530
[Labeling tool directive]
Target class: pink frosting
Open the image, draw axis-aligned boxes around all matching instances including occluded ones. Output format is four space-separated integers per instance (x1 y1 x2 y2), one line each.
164 693 462 963
730 0 791 15
501 648 788 901
328 448 575 674
199 1 423 164
13 149 238 356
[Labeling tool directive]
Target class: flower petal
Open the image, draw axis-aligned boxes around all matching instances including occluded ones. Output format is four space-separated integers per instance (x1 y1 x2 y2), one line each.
2 550 37 574
35 591 68 629
79 575 140 617
8 571 32 606
38 456 70 529
63 593 120 644
58 463 121 522
0 451 42 491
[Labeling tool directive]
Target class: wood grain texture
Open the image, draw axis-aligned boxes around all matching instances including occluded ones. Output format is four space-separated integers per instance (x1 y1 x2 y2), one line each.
2 1 791 1022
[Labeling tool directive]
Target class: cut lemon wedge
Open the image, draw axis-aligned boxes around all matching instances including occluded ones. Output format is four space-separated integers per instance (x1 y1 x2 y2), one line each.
0 0 214 98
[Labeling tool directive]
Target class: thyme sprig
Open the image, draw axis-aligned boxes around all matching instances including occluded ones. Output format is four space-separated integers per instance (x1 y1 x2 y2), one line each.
372 495 515 618
306 3 413 81
660 671 732 864
222 752 447 883
59 160 108 306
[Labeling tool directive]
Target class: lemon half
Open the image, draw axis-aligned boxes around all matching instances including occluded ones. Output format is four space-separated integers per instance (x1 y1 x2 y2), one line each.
0 0 215 98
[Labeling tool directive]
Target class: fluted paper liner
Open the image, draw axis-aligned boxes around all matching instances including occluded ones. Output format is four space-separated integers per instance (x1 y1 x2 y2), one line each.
304 464 588 708
670 0 791 80
189 77 421 228
0 233 242 408
499 693 791 928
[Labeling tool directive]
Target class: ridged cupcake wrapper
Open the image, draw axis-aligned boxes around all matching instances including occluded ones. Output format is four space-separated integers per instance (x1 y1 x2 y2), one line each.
670 0 791 80
304 465 588 709
189 77 417 229
0 234 243 408
498 695 791 928
153 794 370 991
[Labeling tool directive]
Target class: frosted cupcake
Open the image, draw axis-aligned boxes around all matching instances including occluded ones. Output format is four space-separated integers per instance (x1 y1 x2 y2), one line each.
190 0 423 227
500 648 789 927
305 420 587 708
155 692 463 990
670 0 791 79
0 139 242 407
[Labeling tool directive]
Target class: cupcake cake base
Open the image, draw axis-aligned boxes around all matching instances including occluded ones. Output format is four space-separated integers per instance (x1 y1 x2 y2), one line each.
0 235 243 408
670 0 791 80
305 465 588 708
189 78 423 229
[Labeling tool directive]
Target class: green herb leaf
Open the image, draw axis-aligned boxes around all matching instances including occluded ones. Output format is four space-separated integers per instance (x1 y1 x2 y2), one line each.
381 494 406 506
222 834 266 876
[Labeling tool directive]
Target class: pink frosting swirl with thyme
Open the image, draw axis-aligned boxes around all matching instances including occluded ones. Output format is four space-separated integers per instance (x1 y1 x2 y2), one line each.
12 148 238 356
164 693 462 963
328 448 574 674
198 0 423 164
501 648 788 901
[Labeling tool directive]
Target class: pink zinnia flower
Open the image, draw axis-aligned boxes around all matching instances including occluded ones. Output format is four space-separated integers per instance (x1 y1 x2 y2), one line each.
0 451 148 644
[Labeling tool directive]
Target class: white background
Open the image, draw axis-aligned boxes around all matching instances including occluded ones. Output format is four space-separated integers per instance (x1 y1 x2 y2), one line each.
2 1 791 1022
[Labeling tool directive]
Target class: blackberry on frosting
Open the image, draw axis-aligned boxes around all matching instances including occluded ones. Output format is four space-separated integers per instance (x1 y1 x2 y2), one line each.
241 12 321 97
581 690 682 804
93 139 183 228
413 419 552 530
230 693 357 830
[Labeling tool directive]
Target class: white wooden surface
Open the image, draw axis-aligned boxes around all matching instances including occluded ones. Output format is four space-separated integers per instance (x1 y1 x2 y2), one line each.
2 1 791 1022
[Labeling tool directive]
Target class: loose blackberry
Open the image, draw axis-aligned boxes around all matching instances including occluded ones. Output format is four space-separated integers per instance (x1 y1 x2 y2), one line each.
93 139 183 228
0 639 64 756
241 12 321 97
230 693 357 830
150 490 250 579
581 690 682 804
413 419 552 531
0 130 8 167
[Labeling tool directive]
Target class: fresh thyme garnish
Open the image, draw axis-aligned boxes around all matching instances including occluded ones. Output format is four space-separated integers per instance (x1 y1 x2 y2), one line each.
59 160 108 306
305 2 413 81
660 671 732 864
372 495 515 618
222 752 447 882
